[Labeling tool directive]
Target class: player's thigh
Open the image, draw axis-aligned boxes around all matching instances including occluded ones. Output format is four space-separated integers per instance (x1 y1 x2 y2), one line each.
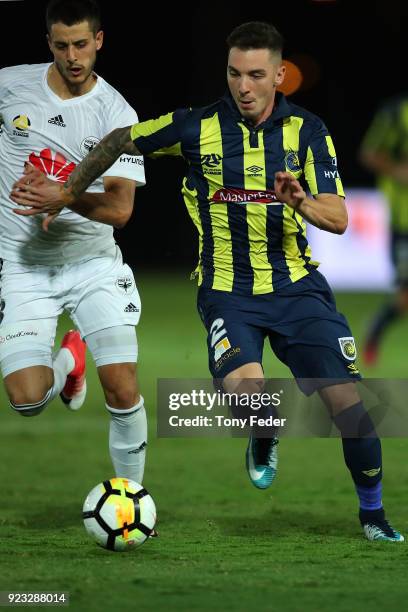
0 319 57 403
0 260 62 329
66 251 141 338
197 287 265 379
270 317 361 396
0 260 60 397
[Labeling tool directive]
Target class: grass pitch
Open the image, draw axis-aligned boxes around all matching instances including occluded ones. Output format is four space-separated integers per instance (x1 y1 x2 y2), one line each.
0 273 407 611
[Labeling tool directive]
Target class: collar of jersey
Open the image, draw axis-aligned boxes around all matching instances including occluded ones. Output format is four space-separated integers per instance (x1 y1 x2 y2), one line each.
42 63 102 104
221 91 292 129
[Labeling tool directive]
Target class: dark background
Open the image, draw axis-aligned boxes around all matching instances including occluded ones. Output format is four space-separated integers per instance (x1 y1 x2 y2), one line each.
1 0 407 270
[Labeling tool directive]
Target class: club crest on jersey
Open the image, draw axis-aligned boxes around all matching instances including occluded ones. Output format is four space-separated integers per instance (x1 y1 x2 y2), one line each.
338 336 357 361
284 149 301 173
80 136 100 158
115 277 134 295
13 114 31 138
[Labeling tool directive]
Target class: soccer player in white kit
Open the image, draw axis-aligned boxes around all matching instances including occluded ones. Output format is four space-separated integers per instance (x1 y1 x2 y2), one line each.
0 0 148 485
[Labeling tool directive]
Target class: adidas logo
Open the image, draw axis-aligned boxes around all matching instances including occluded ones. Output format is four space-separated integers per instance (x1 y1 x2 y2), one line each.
48 114 66 127
128 441 147 454
124 302 139 313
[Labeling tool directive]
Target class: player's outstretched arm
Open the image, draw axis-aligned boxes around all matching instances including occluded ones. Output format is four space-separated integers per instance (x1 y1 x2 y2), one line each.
274 171 347 234
64 126 139 200
10 126 139 228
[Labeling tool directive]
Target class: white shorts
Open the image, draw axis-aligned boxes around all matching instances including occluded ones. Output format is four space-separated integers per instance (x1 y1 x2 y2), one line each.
0 246 141 365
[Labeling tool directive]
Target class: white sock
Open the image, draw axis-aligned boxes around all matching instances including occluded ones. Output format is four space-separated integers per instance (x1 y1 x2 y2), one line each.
50 347 75 401
106 397 147 484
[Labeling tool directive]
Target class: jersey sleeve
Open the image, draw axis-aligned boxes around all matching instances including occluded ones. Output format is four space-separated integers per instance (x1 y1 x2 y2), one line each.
102 99 146 186
303 119 345 197
130 109 189 158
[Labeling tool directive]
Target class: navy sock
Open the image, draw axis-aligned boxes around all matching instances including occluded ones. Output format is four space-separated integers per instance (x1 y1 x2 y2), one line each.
341 436 382 485
334 402 383 511
359 507 385 526
342 437 383 510
356 481 382 511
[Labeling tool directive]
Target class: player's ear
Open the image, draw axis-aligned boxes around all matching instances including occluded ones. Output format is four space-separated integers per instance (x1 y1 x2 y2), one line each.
95 30 104 51
274 63 286 87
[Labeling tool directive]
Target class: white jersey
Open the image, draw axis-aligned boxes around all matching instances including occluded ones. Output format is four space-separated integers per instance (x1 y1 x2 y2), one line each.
0 63 145 265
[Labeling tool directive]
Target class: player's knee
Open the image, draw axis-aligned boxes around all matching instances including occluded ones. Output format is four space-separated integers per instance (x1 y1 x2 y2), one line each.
320 382 360 415
98 361 139 409
104 387 140 410
7 386 50 408
223 369 264 396
9 388 52 417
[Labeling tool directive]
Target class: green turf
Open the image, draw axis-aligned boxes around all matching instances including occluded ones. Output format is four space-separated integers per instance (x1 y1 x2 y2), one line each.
0 274 407 612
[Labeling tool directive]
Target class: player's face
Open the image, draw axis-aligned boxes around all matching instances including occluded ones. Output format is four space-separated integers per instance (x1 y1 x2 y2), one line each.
227 48 286 126
48 21 103 90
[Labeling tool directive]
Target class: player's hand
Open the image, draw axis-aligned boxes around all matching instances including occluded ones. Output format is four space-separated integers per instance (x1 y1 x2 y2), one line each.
10 164 75 231
274 171 307 209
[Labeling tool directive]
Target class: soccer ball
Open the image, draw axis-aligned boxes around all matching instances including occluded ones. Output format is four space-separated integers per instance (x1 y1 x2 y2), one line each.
82 477 156 551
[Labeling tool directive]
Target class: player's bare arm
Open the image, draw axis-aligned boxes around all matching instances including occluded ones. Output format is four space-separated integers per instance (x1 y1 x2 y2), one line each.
274 171 347 235
74 176 136 229
10 125 138 211
10 164 136 231
64 126 139 199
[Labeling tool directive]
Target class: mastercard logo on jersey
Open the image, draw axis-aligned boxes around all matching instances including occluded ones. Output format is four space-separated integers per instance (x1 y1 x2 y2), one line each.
28 148 77 183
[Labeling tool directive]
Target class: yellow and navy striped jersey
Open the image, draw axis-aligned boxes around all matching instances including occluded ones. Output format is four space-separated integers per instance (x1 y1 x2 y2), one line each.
362 97 408 232
131 92 344 295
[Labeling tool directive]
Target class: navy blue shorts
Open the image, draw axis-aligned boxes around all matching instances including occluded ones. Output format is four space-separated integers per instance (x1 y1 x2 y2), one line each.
197 269 361 395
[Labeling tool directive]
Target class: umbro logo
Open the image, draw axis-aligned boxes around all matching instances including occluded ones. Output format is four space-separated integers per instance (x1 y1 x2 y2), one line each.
48 114 66 127
124 302 139 313
246 165 263 173
362 467 381 477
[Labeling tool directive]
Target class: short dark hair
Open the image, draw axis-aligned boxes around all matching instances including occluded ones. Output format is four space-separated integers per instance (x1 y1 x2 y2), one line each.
46 0 101 35
227 21 284 56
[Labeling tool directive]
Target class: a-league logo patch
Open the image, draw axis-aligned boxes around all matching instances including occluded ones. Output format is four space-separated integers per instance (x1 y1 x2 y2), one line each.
338 336 357 361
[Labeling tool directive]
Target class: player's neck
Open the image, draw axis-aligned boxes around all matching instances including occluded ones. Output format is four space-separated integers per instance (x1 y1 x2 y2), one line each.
47 63 97 100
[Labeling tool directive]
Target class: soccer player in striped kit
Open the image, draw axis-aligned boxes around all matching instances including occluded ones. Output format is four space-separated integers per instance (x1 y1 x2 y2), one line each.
11 21 403 542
